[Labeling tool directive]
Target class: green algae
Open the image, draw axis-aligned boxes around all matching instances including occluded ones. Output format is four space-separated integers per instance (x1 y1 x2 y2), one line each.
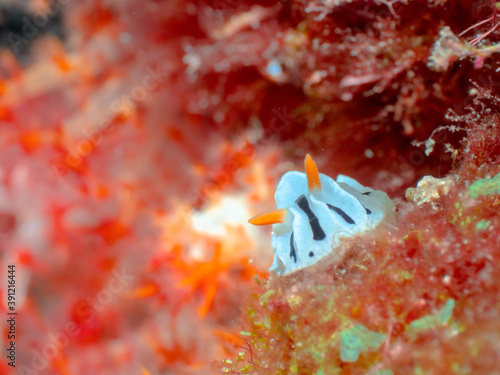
476 219 491 230
339 323 386 362
259 289 275 306
398 270 414 281
450 201 493 230
287 294 303 309
452 361 472 375
467 172 500 198
224 275 459 374
408 299 455 338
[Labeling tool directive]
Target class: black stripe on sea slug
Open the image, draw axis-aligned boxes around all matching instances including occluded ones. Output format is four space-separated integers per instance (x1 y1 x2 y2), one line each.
363 206 372 215
295 195 326 241
326 204 356 224
289 232 297 263
361 191 371 195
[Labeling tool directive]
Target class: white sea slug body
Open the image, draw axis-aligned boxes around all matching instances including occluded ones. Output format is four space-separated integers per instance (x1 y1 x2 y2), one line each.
249 154 394 275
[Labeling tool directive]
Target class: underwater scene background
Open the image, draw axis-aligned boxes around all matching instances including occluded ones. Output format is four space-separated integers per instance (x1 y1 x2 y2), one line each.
0 0 499 374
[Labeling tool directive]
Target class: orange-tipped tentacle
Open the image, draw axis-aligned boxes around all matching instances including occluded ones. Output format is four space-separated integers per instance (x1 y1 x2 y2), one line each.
304 154 322 191
248 208 288 225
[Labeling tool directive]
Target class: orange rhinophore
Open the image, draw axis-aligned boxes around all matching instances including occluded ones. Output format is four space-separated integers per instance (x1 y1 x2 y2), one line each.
305 154 322 191
248 208 288 225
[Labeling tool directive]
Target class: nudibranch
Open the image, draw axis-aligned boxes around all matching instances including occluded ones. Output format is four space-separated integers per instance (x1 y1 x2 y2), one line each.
249 154 394 275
